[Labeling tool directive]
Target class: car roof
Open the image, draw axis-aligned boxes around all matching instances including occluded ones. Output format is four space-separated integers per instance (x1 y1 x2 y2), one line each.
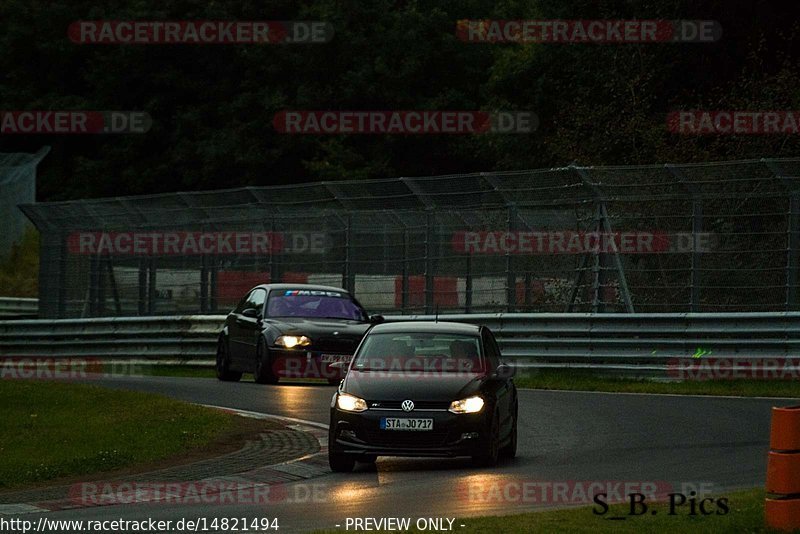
369 321 481 335
252 283 352 294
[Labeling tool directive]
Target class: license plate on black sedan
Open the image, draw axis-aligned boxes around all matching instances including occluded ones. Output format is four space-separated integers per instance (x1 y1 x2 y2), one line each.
380 418 434 431
320 354 351 363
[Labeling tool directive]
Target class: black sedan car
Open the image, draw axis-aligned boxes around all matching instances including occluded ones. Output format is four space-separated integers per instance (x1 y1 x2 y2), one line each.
328 321 518 471
216 284 379 384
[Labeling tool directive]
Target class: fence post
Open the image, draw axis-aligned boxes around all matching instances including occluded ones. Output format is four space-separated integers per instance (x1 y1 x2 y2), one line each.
573 165 634 313
424 210 434 314
147 259 156 315
106 257 121 315
200 254 209 313
402 229 409 313
788 195 800 311
33 228 60 318
210 259 218 313
465 253 473 313
524 271 532 309
763 159 799 311
57 232 67 317
97 257 106 315
591 203 604 313
690 201 703 311
342 214 354 294
666 164 702 311
600 203 634 312
269 217 279 283
88 255 99 316
567 252 589 312
506 205 517 312
138 258 147 316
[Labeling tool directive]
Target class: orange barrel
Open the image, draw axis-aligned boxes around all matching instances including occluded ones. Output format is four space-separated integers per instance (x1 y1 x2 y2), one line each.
767 452 800 494
766 498 800 532
770 406 800 451
766 405 800 532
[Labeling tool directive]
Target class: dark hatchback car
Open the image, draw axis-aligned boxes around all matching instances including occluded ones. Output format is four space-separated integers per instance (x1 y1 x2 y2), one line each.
216 284 379 384
328 321 518 472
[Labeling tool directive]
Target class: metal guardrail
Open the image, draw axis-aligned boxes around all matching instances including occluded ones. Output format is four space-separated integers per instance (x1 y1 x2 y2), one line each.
392 313 800 378
393 312 800 357
0 297 38 319
0 315 223 359
0 314 798 379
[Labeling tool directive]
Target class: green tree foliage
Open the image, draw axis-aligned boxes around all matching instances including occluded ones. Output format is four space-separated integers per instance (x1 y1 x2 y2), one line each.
0 0 797 200
0 227 39 297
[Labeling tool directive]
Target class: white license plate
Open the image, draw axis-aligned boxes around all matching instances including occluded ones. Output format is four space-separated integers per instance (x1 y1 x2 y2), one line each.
321 354 351 363
380 418 434 431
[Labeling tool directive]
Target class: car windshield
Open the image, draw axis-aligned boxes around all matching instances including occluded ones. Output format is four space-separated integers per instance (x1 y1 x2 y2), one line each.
352 332 484 373
266 289 366 320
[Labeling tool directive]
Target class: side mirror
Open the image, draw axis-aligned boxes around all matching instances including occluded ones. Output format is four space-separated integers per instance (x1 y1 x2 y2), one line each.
369 314 385 324
328 361 348 372
242 308 261 319
496 363 516 379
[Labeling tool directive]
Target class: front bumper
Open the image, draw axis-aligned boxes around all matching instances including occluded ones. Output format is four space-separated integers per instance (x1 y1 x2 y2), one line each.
330 407 488 458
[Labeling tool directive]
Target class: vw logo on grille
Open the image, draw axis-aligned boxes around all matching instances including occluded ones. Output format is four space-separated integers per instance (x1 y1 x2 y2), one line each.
401 400 415 412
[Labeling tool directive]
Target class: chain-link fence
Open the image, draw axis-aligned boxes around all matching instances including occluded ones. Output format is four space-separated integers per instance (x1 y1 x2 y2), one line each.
19 158 800 319
0 147 49 258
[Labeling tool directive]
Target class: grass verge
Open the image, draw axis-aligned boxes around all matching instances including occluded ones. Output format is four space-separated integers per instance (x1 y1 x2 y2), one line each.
0 380 277 491
514 369 800 398
146 364 217 378
316 489 783 534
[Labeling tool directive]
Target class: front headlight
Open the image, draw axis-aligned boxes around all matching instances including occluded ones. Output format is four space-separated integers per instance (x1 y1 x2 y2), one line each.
275 335 311 349
336 393 368 412
449 396 485 414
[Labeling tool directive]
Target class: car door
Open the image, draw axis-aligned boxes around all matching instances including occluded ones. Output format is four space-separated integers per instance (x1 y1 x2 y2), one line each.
482 328 513 436
229 288 266 369
227 292 250 364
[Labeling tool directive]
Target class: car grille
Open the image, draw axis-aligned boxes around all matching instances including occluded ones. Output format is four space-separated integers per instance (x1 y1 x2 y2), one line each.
368 400 451 411
314 336 359 353
363 430 451 448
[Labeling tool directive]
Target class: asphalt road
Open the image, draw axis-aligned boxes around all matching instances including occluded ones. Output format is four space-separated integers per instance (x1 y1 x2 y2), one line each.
9 375 799 532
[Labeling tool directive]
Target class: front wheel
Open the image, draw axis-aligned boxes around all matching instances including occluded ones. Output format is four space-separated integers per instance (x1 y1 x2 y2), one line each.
329 450 356 472
215 337 242 382
254 339 278 384
501 405 518 459
473 411 500 467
